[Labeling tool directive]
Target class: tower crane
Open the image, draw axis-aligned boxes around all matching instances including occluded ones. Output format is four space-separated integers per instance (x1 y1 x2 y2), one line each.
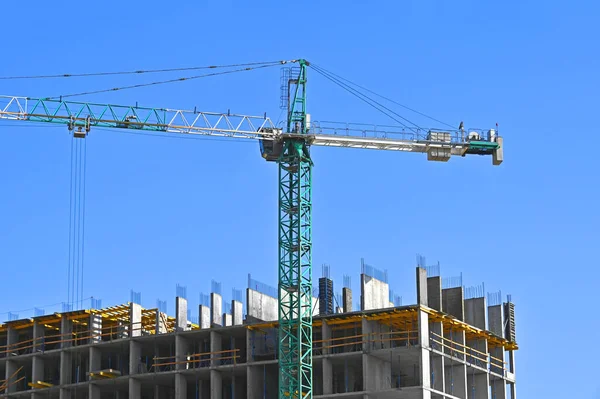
0 59 503 399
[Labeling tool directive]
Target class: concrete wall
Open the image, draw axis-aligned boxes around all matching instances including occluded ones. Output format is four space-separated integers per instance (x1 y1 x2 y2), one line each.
488 305 504 337
156 310 168 334
442 287 464 321
360 274 390 311
211 293 222 327
199 305 211 329
416 267 428 306
130 302 143 337
465 297 486 330
342 287 352 313
427 276 442 311
175 297 188 332
232 300 243 325
363 354 391 391
246 289 278 322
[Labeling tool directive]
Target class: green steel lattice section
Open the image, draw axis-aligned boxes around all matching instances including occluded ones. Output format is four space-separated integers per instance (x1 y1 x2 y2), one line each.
278 60 313 399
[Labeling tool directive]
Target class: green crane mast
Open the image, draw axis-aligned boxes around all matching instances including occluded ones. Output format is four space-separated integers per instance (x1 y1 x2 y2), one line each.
277 59 312 399
0 59 503 399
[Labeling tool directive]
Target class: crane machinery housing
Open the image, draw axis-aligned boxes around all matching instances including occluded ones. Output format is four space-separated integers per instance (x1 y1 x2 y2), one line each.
0 58 503 399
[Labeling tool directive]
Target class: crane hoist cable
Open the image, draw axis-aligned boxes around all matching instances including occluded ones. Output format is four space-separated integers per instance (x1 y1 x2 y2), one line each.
67 139 73 307
44 62 286 100
310 63 455 130
0 60 290 80
67 135 87 309
309 64 423 132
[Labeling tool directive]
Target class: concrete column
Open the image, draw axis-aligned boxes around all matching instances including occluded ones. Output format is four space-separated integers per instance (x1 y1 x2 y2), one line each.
322 320 333 394
342 287 352 313
130 303 142 337
429 319 445 392
416 267 428 306
247 366 261 399
232 300 243 325
245 329 253 363
90 346 101 373
89 383 101 399
323 358 333 394
176 297 188 332
60 317 73 348
4 360 17 394
90 314 102 344
210 331 222 367
509 351 517 398
175 373 187 399
129 378 141 399
322 321 332 355
156 310 168 334
211 369 222 399
33 321 44 352
176 335 190 371
6 327 18 358
508 350 516 375
130 340 142 375
223 313 232 327
361 317 372 352
427 276 442 311
4 330 18 393
199 305 211 329
32 355 44 382
211 293 223 327
319 276 334 315
418 310 432 399
60 388 72 399
60 351 72 385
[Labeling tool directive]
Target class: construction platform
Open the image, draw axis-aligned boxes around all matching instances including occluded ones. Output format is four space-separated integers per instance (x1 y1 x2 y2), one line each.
0 266 517 399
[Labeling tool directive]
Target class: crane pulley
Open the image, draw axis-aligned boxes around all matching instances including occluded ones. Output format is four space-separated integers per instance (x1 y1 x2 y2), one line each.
0 59 503 399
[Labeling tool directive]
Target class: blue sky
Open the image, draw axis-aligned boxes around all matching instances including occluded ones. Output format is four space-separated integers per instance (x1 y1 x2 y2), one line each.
1 1 598 397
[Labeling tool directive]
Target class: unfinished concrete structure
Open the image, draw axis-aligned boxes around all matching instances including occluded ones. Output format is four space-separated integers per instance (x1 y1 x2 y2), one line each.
0 266 518 399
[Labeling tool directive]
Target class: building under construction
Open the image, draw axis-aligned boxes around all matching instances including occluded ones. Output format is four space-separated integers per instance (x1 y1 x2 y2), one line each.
0 262 517 399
